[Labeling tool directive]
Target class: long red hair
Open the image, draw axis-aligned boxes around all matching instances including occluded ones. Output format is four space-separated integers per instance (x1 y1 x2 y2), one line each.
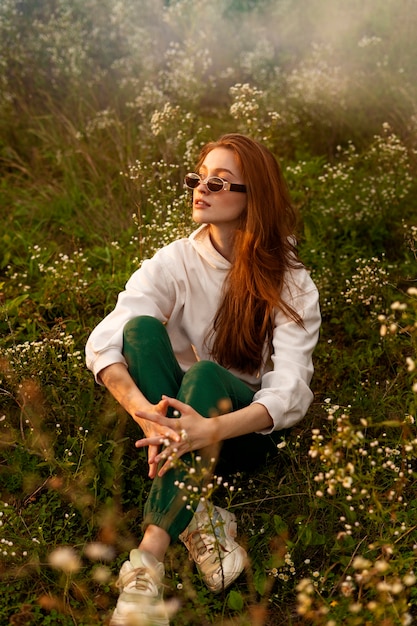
196 134 303 375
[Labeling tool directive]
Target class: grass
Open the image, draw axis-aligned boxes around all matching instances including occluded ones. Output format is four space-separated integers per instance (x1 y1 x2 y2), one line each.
1 0 417 624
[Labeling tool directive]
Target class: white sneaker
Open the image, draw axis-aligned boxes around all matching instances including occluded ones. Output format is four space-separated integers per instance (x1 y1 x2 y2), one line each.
179 503 247 593
110 549 169 626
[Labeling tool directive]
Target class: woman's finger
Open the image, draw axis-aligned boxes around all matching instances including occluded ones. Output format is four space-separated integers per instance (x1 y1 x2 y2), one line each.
161 395 190 413
134 409 162 423
156 449 181 476
135 425 184 448
157 443 190 476
135 433 167 448
135 409 182 440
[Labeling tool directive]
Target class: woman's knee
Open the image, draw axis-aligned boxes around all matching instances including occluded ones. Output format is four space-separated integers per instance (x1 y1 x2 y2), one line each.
184 360 224 384
123 315 164 340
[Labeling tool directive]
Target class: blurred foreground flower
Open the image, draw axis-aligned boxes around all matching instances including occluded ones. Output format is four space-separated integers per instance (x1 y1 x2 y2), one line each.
91 565 112 584
84 541 115 562
48 546 81 573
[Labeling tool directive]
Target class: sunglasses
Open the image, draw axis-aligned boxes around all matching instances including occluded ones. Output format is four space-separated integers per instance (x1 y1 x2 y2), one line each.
184 172 247 193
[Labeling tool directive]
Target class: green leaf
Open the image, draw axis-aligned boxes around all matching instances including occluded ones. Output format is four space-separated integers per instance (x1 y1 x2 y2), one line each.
3 293 29 313
227 589 244 611
253 568 267 595
273 514 288 535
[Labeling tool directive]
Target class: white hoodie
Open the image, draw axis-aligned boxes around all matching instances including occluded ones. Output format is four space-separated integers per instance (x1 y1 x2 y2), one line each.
85 225 321 433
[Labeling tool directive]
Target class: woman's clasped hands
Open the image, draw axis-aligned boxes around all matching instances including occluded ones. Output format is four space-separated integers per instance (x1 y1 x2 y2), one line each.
134 395 219 478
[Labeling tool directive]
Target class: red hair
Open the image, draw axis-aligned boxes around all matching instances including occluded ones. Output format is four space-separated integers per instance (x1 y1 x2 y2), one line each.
196 134 303 375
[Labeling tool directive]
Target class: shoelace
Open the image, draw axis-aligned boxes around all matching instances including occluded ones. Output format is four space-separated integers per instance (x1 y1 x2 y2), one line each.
187 529 229 589
121 566 156 593
188 529 229 560
188 530 214 558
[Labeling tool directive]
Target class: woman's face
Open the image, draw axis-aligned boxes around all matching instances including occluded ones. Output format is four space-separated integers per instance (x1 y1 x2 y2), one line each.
192 147 247 230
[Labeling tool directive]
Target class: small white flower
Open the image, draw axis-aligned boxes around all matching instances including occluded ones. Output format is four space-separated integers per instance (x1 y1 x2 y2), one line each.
406 357 415 372
403 573 416 586
352 556 372 570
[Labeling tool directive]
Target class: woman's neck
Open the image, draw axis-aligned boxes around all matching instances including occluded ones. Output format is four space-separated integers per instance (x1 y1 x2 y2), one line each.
208 225 235 261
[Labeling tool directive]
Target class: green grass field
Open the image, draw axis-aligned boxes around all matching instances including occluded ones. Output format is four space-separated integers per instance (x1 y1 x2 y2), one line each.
1 1 417 624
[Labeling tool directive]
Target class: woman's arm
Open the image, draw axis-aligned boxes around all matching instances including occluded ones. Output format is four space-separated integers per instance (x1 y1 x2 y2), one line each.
99 363 181 478
99 363 153 418
252 278 321 432
134 397 273 477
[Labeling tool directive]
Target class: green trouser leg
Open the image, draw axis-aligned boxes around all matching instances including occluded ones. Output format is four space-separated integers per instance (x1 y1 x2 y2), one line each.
123 315 281 542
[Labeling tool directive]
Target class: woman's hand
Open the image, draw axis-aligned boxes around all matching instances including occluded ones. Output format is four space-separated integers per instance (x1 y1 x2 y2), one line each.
134 396 220 477
137 397 181 479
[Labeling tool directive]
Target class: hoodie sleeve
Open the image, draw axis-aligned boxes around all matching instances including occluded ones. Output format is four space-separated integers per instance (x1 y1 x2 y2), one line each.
252 269 321 433
85 252 175 383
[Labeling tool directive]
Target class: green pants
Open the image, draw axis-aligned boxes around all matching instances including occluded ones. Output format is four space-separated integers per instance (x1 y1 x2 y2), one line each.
123 316 282 542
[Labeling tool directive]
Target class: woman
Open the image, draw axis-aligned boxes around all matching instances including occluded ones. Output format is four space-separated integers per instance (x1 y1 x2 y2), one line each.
86 133 321 625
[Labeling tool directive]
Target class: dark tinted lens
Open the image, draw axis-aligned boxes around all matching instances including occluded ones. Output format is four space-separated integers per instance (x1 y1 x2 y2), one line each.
206 177 224 192
184 174 200 189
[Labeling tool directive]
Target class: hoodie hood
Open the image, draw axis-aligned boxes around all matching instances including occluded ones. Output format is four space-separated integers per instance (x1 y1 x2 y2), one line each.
188 224 231 271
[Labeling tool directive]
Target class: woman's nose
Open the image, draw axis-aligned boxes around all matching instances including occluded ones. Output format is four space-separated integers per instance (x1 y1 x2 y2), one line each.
196 179 209 192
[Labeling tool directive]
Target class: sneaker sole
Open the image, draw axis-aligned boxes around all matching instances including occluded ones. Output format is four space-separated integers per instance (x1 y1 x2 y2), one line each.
110 605 170 626
204 543 248 593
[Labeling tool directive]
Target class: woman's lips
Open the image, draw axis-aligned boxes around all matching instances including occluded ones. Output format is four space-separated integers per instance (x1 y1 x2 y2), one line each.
194 198 210 208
